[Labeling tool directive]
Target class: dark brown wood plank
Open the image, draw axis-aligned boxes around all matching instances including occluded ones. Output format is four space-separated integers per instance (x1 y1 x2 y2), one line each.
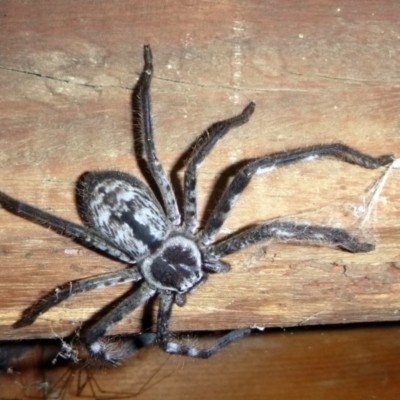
0 0 399 341
1 325 400 399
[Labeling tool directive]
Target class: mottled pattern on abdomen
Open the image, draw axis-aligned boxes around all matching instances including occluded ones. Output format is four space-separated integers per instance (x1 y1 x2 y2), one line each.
79 171 171 260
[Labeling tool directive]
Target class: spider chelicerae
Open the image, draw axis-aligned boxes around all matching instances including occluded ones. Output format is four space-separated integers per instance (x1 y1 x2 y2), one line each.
0 45 393 363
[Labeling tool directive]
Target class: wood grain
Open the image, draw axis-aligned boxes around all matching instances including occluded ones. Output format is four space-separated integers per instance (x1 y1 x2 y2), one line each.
1 325 400 399
0 0 399 341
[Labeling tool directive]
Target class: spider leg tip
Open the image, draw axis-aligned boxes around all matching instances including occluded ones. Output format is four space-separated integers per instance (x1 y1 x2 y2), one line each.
143 45 153 65
343 241 375 253
12 320 27 329
378 154 396 166
12 313 37 329
244 101 256 116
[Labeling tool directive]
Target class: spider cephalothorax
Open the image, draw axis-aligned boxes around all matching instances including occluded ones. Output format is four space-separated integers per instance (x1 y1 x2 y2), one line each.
0 45 393 363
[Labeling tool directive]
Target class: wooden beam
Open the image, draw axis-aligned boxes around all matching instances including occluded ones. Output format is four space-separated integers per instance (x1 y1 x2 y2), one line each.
0 0 399 341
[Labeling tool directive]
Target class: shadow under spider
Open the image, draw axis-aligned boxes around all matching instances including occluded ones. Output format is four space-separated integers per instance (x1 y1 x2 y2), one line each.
0 338 178 400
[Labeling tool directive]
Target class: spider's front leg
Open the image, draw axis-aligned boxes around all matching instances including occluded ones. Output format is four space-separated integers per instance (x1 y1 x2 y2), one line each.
157 292 250 358
201 144 394 244
183 102 255 233
210 221 375 259
134 45 180 226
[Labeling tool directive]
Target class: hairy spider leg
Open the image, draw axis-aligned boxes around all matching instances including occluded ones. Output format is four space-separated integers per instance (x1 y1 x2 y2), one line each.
0 191 134 263
210 221 375 259
85 282 156 362
13 268 142 328
157 291 250 358
200 143 394 245
94 333 158 365
136 45 180 226
183 102 255 233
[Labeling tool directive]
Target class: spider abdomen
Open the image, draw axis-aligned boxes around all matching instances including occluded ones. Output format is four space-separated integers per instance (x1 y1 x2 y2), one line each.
78 170 171 260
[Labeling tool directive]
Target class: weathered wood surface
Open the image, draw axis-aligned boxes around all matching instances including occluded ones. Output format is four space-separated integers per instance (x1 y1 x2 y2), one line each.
0 0 399 341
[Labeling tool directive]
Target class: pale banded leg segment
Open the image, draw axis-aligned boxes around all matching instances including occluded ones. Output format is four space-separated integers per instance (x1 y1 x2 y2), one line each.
88 333 157 364
86 282 156 352
157 292 251 358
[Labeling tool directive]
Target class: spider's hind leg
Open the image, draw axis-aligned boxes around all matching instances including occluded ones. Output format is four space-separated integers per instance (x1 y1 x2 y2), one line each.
85 282 156 363
13 268 142 329
88 332 157 365
157 292 250 358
